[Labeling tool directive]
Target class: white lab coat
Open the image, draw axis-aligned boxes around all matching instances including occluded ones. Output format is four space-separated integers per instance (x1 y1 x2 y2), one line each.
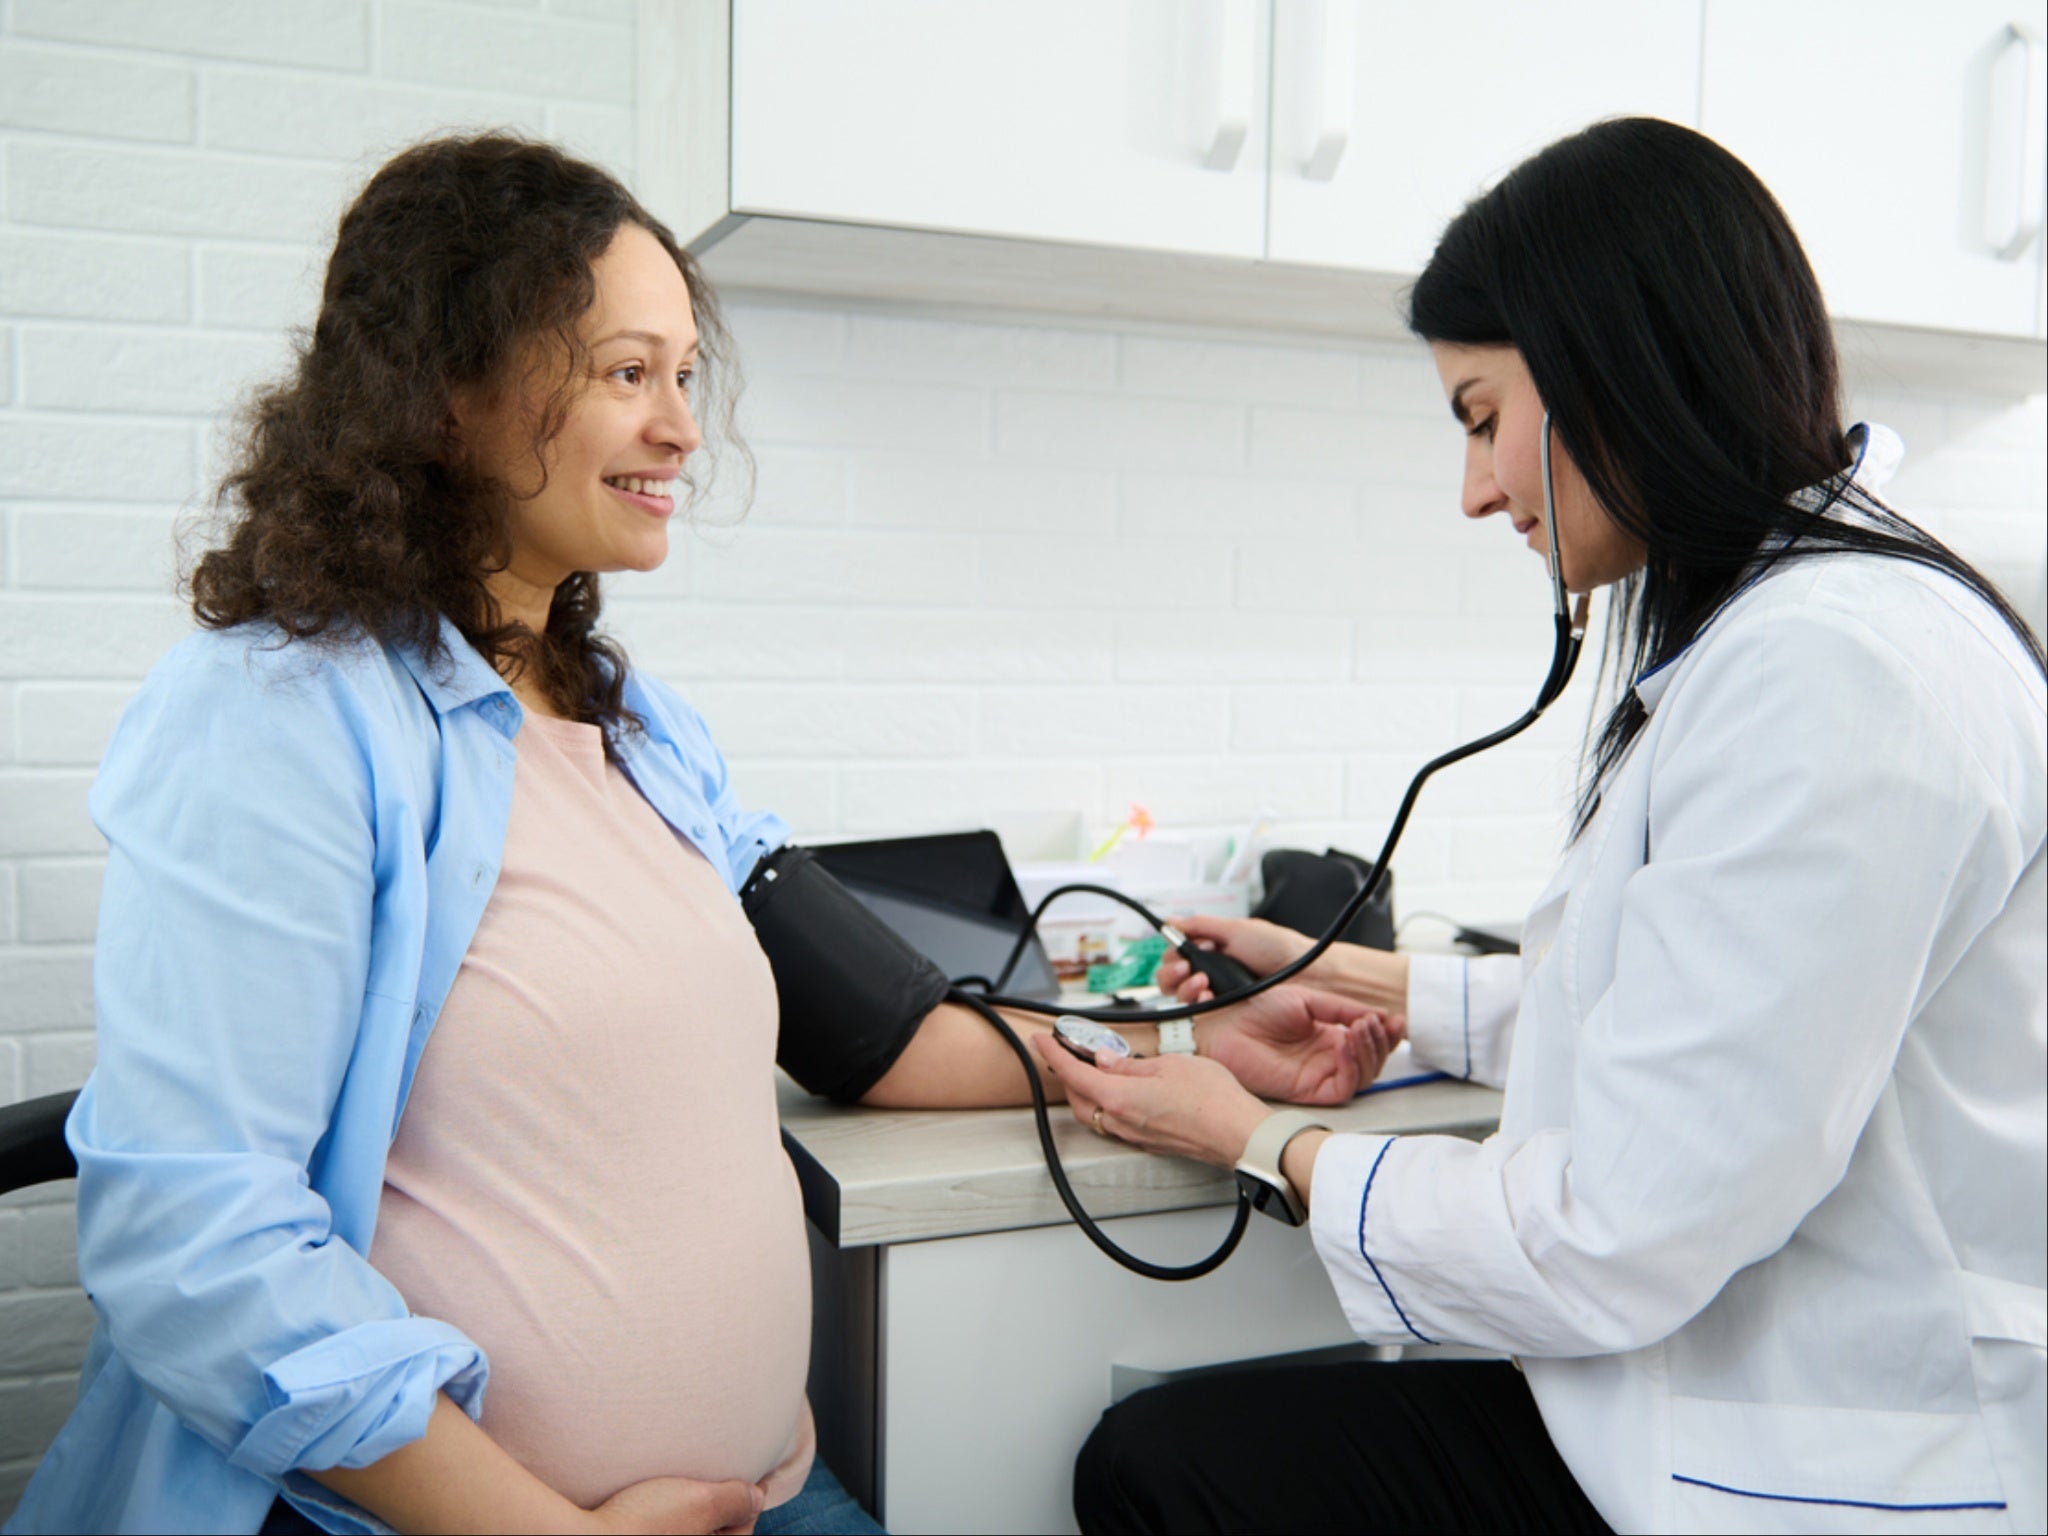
1310 548 2047 1533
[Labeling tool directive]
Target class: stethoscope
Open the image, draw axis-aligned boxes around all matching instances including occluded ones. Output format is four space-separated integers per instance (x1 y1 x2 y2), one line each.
948 412 1592 1279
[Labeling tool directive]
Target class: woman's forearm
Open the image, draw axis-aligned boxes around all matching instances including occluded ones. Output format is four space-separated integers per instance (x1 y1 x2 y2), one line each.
309 1394 590 1535
860 1001 1070 1107
861 1001 1197 1108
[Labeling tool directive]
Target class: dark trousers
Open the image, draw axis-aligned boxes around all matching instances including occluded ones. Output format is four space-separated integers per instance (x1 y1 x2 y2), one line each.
1074 1359 1614 1535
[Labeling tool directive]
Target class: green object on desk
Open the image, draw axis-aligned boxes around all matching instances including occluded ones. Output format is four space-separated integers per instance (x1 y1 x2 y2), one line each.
1086 933 1168 994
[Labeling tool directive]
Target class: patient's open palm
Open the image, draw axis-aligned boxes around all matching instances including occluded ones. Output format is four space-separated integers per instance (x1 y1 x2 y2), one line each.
1203 984 1404 1106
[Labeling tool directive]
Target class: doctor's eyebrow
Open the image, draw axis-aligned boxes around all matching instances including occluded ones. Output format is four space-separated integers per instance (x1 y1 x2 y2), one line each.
1449 381 1479 428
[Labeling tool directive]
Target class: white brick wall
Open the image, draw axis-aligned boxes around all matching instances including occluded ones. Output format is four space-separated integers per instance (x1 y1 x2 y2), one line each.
1 1 2045 1516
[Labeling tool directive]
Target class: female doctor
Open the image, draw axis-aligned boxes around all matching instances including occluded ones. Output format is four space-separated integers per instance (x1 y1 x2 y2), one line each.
1037 117 2047 1535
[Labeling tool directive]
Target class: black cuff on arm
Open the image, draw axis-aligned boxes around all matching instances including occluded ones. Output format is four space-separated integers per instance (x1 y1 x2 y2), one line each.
741 845 951 1104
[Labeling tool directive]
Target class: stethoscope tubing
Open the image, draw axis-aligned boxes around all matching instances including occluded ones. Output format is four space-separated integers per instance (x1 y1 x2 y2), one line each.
978 413 1585 1027
946 986 1253 1280
963 413 1589 1278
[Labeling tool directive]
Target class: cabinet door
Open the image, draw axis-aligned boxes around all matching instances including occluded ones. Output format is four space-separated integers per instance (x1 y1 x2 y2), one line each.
1265 0 1702 275
879 1210 1367 1534
729 0 1270 259
1702 0 2045 337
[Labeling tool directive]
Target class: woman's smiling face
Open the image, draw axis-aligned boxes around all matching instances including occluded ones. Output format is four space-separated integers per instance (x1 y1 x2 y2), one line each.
1430 342 1645 594
460 222 703 604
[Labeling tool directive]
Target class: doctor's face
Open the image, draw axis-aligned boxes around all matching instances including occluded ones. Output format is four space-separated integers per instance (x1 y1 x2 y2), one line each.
1430 343 1645 593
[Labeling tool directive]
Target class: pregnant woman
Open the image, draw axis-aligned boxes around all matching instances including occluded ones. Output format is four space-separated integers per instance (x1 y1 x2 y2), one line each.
7 135 1399 1535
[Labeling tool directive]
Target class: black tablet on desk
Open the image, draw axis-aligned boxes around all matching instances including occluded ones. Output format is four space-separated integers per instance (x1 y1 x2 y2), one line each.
807 830 1064 1003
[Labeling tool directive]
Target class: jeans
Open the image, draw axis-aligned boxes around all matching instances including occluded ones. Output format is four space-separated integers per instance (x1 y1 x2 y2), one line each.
757 1457 886 1536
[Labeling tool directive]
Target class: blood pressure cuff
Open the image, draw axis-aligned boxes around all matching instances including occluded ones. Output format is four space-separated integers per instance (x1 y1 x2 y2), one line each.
741 844 951 1104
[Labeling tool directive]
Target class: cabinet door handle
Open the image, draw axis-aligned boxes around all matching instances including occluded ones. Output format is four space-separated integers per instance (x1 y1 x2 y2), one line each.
1203 0 1259 171
1984 21 2046 260
1302 0 1356 181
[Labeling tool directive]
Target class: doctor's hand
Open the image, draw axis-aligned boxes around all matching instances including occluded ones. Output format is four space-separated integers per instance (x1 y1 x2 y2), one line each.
1032 1034 1269 1170
1197 984 1404 1106
1155 915 1316 1001
1158 914 1412 1015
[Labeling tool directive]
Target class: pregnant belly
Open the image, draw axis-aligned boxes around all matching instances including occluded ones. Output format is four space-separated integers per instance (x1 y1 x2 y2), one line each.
372 1147 813 1508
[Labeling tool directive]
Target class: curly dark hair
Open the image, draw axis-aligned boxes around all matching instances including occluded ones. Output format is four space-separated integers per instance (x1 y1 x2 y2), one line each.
191 133 746 747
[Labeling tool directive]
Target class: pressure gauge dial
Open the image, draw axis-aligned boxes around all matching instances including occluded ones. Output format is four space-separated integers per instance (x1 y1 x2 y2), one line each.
1051 1015 1134 1062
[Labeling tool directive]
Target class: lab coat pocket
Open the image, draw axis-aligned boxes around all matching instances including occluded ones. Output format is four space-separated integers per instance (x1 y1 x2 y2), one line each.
1667 1395 2013 1534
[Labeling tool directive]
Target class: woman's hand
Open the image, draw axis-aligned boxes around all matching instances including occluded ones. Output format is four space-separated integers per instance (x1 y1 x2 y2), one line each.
1032 1034 1269 1169
1154 915 1315 1001
586 1475 766 1535
1199 984 1405 1105
311 1396 763 1536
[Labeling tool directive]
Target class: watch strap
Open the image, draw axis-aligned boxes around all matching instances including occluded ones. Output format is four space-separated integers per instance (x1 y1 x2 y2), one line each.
1234 1108 1329 1224
1157 1019 1197 1056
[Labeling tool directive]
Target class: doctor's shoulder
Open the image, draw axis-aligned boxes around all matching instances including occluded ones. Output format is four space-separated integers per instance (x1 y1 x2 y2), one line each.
1706 551 2044 709
1793 554 2048 765
1651 553 2045 812
1809 553 2043 678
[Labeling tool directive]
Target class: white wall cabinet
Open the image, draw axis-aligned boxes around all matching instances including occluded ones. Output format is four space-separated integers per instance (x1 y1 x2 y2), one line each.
728 0 1271 260
1702 1 2046 339
640 0 2048 379
1265 0 1702 275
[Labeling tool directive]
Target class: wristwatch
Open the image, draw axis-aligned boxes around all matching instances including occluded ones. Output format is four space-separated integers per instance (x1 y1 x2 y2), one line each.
1233 1109 1329 1227
1157 1019 1197 1056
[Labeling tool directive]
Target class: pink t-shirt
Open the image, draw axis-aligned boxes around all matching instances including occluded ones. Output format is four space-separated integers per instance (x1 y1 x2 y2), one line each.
370 711 814 1509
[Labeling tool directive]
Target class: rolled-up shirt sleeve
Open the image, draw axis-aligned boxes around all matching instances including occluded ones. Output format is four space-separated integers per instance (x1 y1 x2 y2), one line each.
72 639 485 1480
1309 603 2028 1357
1403 953 1521 1087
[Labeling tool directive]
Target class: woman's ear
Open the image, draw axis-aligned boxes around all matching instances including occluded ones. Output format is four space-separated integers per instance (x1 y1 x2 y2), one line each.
446 380 520 484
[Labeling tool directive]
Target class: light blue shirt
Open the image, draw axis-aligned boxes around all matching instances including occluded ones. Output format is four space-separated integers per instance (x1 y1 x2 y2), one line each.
7 619 788 1536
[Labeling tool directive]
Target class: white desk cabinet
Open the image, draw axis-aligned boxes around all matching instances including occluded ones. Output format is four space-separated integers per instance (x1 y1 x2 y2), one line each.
1702 0 2047 338
877 1211 1369 1536
781 1071 1504 1534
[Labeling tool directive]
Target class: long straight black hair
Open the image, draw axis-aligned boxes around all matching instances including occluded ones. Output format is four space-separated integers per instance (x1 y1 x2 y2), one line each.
1409 117 2045 833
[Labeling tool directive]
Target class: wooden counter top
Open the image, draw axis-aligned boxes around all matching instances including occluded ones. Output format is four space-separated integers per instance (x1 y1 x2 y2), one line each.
777 1068 1502 1248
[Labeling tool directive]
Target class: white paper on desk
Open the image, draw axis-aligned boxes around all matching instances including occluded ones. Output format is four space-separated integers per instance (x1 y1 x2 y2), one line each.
1013 861 1251 947
1096 834 1205 888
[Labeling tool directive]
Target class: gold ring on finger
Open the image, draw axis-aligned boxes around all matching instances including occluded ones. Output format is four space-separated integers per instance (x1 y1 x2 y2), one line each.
1092 1107 1106 1136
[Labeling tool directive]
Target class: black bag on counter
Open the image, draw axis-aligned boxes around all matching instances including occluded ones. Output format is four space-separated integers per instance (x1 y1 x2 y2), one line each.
1252 848 1395 952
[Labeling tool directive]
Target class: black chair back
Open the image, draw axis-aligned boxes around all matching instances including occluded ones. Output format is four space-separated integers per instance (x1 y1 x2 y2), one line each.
0 1091 80 1195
